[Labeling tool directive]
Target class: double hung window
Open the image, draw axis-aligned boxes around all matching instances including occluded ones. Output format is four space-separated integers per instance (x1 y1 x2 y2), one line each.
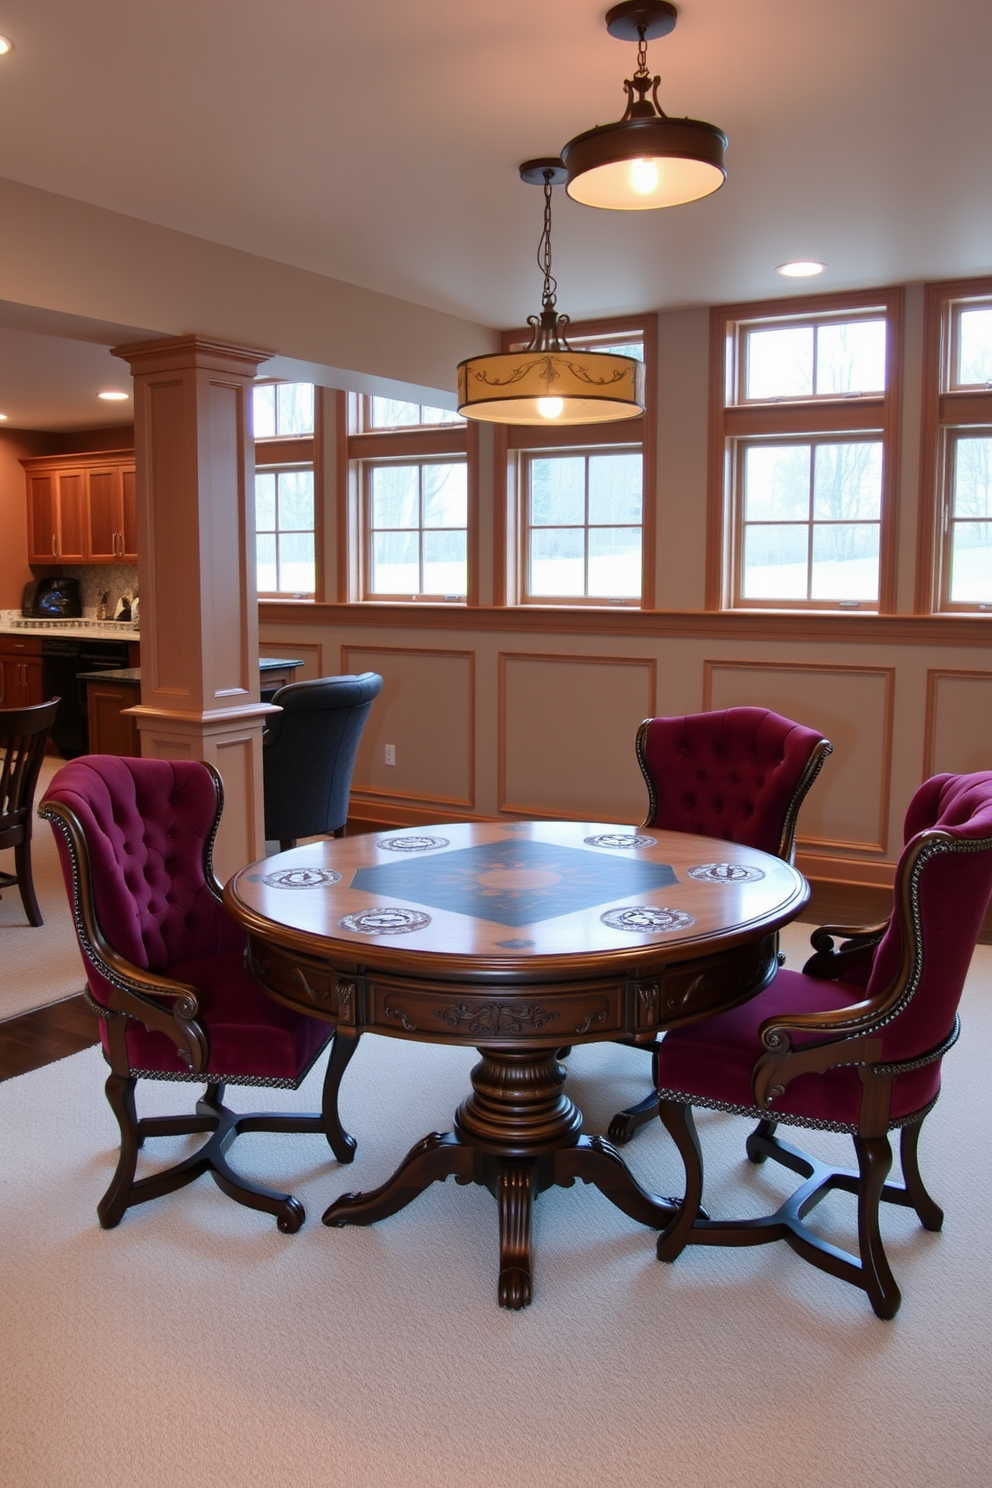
503 321 652 607
710 293 901 612
920 283 992 612
348 397 470 601
253 382 317 597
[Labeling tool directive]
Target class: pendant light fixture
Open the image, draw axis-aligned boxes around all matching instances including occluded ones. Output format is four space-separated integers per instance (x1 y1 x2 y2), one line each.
562 0 727 211
457 160 645 426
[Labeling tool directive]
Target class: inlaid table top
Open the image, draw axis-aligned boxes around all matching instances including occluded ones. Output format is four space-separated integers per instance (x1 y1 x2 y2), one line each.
226 820 809 1309
228 818 807 982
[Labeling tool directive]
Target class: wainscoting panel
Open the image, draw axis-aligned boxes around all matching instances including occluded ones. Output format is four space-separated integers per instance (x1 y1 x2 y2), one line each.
260 641 323 681
704 659 895 854
499 652 656 819
343 645 475 810
924 669 992 778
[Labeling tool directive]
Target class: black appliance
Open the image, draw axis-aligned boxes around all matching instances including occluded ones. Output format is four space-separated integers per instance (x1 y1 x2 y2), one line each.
42 638 131 757
29 576 82 619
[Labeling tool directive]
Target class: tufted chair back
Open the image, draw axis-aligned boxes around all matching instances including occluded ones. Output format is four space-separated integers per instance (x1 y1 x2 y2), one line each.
263 672 382 846
38 753 361 1233
856 770 992 1063
43 754 243 1009
636 707 831 861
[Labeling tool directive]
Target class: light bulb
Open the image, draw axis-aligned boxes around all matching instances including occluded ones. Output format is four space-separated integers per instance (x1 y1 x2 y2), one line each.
538 397 564 420
630 158 659 196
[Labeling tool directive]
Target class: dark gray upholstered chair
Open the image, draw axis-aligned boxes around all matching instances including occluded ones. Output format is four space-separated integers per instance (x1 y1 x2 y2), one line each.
262 672 383 850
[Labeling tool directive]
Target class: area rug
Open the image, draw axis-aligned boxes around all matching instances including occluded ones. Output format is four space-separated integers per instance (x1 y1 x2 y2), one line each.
2 950 991 1488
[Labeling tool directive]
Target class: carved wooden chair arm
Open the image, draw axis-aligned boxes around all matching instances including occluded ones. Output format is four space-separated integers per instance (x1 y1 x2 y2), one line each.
802 918 890 979
752 1033 882 1108
102 968 208 1073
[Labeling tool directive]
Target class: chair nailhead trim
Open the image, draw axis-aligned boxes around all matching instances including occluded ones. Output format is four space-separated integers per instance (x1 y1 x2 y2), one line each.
655 1086 940 1135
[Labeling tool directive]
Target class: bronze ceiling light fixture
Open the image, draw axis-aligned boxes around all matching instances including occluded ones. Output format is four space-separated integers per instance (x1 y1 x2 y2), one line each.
457 160 645 426
562 0 727 211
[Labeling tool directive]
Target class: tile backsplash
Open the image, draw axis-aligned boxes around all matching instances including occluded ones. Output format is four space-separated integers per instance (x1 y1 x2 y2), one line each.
62 565 138 617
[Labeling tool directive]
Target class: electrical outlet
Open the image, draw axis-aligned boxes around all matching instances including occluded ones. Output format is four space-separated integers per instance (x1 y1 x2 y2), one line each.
384 744 396 766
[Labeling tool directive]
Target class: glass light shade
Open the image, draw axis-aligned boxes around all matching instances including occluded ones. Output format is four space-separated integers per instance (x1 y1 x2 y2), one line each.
563 116 727 210
457 348 645 425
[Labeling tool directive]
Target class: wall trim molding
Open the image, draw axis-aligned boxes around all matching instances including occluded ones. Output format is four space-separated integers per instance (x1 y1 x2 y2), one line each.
261 599 992 647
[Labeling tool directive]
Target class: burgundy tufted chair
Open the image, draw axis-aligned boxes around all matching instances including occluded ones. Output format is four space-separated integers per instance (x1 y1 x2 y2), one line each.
653 771 992 1319
39 755 360 1233
607 707 832 1145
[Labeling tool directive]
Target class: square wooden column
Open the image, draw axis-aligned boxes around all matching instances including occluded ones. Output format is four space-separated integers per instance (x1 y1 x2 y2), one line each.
111 336 274 880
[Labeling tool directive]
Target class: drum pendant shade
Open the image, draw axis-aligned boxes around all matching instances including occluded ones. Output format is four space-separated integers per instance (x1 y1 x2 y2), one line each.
563 1 728 212
457 161 645 426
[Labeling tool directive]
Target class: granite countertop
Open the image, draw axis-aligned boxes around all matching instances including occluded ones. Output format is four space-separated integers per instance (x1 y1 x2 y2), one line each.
0 609 140 640
77 659 304 685
77 667 141 683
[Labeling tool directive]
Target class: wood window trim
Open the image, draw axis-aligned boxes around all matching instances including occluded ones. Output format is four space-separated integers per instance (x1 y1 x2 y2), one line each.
493 313 657 609
516 443 644 608
917 276 992 614
706 287 904 613
253 386 322 601
340 394 476 604
360 453 469 603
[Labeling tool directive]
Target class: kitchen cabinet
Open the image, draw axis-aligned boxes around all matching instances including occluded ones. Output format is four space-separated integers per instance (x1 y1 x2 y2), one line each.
21 451 136 564
0 635 44 709
85 676 141 756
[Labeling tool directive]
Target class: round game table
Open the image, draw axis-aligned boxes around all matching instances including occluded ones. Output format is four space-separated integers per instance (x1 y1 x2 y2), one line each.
225 819 808 1307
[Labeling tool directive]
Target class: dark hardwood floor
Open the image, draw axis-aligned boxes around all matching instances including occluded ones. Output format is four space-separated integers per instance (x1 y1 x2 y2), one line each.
0 995 99 1082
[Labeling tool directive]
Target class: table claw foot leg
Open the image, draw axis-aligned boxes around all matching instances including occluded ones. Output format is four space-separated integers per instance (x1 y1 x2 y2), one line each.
555 1135 681 1230
496 1163 534 1310
321 1131 473 1227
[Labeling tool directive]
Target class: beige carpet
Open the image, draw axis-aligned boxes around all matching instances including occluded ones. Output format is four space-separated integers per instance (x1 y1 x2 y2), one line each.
1 940 990 1487
0 755 87 1018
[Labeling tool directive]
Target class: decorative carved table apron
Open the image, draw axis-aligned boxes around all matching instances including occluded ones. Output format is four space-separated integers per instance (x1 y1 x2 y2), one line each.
225 820 808 1308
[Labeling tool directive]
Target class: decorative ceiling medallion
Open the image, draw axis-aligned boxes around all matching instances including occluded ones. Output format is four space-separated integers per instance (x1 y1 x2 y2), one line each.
601 905 695 932
339 907 432 936
584 833 657 849
377 835 451 852
687 863 766 883
262 868 342 889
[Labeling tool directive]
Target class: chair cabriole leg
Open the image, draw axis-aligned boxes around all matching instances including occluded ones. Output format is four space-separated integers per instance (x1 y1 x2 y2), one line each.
14 839 43 926
656 1100 704 1262
854 1133 901 1320
898 1119 943 1231
98 1072 141 1229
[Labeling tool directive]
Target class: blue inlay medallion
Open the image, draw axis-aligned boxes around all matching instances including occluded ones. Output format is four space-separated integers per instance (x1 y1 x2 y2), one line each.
349 838 678 927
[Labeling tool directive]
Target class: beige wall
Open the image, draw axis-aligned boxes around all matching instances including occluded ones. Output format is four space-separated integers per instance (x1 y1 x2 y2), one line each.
0 176 495 403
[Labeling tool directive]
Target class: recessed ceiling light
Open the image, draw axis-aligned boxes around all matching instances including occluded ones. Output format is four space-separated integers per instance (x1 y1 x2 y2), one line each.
98 390 130 401
0 36 13 56
776 260 826 278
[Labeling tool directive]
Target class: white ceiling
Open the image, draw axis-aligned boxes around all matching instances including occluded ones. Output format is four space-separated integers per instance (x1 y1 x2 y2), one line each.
1 0 991 428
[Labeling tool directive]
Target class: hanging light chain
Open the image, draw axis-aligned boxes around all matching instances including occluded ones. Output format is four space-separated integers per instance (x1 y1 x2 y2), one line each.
635 25 649 78
538 168 558 311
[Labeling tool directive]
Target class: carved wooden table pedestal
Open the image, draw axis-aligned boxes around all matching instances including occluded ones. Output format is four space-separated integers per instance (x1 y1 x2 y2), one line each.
226 820 808 1308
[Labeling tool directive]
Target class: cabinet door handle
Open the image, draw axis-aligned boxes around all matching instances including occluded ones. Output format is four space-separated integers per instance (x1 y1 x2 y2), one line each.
52 536 57 556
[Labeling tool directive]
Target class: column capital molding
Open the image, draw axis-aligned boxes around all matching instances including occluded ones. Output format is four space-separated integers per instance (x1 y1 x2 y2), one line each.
111 335 275 378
